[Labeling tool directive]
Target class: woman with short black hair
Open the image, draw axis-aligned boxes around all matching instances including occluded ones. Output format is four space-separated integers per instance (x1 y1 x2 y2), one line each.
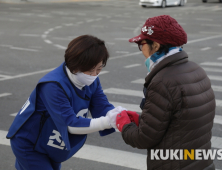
7 35 125 170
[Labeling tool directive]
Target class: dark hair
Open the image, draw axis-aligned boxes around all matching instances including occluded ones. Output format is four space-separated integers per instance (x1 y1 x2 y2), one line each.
64 35 109 73
145 39 172 55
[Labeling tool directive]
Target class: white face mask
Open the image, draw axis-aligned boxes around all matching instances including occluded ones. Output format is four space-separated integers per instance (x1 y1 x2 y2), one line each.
75 72 98 86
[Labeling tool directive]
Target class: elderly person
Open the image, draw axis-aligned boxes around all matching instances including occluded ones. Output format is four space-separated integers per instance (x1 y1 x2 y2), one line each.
116 15 215 170
7 35 125 170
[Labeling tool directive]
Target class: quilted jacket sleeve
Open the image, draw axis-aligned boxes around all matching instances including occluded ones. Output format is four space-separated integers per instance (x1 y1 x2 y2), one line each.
121 80 173 149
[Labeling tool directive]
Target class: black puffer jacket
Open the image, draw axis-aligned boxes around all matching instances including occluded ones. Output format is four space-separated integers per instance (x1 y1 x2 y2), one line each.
122 51 215 170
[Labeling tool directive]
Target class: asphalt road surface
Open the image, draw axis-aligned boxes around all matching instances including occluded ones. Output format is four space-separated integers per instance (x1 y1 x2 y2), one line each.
0 0 222 169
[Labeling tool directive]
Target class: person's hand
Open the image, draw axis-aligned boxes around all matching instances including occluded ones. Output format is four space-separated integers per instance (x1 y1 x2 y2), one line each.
116 110 131 132
126 111 139 126
106 106 126 129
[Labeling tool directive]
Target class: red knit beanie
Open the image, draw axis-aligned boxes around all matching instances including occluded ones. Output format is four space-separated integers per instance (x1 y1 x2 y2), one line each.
129 15 187 46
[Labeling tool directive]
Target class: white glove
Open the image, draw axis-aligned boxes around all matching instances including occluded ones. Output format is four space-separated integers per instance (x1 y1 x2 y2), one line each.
106 106 127 129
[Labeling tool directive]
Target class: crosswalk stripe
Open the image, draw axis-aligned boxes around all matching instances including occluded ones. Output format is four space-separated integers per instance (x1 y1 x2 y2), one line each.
131 79 222 92
0 93 12 98
200 62 222 67
212 85 222 92
131 79 145 84
0 130 147 170
74 144 146 170
124 64 141 68
211 136 222 149
104 88 143 97
216 100 222 107
110 101 141 113
0 74 12 78
208 75 222 81
0 129 221 162
214 115 222 125
203 67 222 73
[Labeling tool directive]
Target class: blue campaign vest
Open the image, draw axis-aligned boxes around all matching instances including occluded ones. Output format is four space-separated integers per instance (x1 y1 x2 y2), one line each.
6 62 115 162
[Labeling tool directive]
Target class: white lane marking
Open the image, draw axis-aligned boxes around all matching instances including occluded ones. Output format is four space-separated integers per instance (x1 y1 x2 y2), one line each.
212 85 222 92
110 101 141 113
0 44 11 47
10 47 39 52
0 93 11 98
131 79 144 84
0 74 12 78
0 68 55 81
99 71 109 75
196 18 213 21
0 130 147 170
44 31 49 35
208 75 222 81
52 37 73 41
48 28 54 32
55 26 62 29
124 64 141 68
114 38 129 41
37 14 52 18
110 20 125 23
216 100 222 107
214 115 222 125
201 24 221 27
0 44 38 51
200 31 222 35
54 44 66 49
0 130 10 145
218 57 222 60
10 113 17 116
19 34 40 37
0 69 108 82
109 52 142 60
41 34 47 38
203 67 222 73
0 128 221 162
187 35 222 44
201 47 211 51
0 18 23 22
116 51 129 54
201 62 222 67
74 144 147 170
44 40 52 44
219 44 222 47
104 88 143 98
64 23 74 26
211 136 222 149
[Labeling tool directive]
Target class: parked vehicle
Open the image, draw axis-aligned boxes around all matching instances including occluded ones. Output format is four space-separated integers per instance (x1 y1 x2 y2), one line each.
139 0 187 8
202 0 222 2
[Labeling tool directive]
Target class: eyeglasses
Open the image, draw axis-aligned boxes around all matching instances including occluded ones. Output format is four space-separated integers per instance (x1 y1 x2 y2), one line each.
138 42 147 51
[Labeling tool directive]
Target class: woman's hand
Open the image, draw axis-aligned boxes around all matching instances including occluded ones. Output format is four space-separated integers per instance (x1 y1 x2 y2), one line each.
106 106 126 129
116 110 131 132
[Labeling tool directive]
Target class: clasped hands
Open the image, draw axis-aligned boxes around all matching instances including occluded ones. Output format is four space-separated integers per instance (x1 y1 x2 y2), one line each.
106 106 139 132
116 110 139 132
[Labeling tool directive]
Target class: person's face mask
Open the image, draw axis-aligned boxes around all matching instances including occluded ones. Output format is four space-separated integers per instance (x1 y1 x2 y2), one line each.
145 57 151 72
75 72 98 86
